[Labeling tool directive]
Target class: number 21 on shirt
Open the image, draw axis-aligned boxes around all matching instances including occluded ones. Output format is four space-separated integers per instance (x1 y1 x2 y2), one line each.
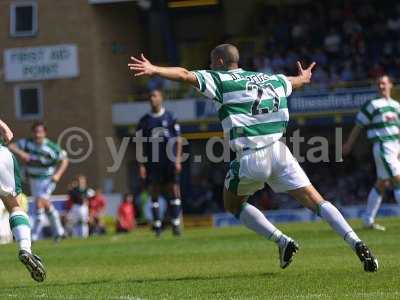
246 82 280 116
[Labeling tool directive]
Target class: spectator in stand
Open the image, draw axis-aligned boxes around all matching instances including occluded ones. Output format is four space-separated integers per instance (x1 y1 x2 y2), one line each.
285 49 299 69
312 67 329 88
340 61 354 81
270 52 285 73
116 194 136 233
250 1 400 87
324 28 342 57
311 48 328 67
253 54 272 75
368 63 385 78
88 188 107 235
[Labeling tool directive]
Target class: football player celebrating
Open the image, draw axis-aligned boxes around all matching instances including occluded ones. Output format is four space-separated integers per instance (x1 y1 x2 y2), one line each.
129 44 378 272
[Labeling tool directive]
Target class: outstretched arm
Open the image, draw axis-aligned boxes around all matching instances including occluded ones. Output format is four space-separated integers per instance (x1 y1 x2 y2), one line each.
128 54 198 88
0 119 13 144
342 125 363 156
287 61 316 89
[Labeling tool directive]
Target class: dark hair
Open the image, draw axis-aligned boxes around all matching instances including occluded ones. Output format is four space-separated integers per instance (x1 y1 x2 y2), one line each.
378 74 393 84
149 89 163 96
31 121 47 132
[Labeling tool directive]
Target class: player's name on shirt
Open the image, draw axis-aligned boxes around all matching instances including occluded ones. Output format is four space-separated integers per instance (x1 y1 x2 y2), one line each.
193 69 292 152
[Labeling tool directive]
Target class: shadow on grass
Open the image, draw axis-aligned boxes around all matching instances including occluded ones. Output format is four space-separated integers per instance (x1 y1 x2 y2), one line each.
3 272 277 291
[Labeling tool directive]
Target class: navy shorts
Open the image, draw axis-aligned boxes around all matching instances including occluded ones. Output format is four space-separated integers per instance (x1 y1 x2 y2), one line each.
146 163 179 186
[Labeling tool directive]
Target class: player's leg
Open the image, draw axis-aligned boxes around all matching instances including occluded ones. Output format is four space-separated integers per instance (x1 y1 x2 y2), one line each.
2 195 31 254
42 198 64 240
288 185 362 247
30 179 47 241
223 187 298 269
223 188 284 242
0 148 45 281
363 180 386 230
269 141 377 272
373 140 400 226
65 204 77 236
69 204 89 238
31 198 46 241
363 141 395 230
149 183 162 236
42 180 65 240
224 157 298 269
288 185 378 272
2 195 46 282
78 204 89 238
166 170 182 236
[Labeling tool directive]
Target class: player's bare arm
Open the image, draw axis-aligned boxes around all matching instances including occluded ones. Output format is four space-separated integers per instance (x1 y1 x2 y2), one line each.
0 119 14 144
52 158 69 183
343 125 363 156
175 136 183 173
129 54 198 88
8 142 31 163
287 61 316 89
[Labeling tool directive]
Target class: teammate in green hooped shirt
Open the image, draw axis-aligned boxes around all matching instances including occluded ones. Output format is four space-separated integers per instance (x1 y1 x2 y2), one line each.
129 44 378 272
0 119 46 282
9 122 68 242
343 75 400 231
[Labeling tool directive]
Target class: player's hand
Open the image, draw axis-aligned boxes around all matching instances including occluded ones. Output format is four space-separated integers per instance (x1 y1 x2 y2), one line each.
52 174 61 183
342 143 352 157
139 164 147 179
297 61 316 84
1 129 13 144
19 151 31 163
175 162 182 174
128 54 157 77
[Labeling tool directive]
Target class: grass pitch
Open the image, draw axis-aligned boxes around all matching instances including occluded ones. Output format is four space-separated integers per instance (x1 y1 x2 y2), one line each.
0 218 399 300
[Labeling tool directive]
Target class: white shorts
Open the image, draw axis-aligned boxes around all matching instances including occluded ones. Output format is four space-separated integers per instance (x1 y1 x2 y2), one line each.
29 177 56 199
373 140 400 180
225 141 311 196
0 146 22 198
66 204 89 225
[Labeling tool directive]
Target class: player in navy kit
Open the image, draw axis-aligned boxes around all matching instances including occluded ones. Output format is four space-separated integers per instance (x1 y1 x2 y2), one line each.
136 89 183 237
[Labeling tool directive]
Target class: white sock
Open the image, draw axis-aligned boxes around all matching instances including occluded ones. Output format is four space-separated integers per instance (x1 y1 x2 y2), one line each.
238 203 287 245
393 186 400 205
32 208 46 241
46 205 65 237
81 223 89 238
363 187 382 226
318 201 361 249
74 222 89 238
9 211 32 254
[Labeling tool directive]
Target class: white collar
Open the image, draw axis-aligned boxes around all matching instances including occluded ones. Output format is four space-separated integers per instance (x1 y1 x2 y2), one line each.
150 107 165 117
228 68 243 73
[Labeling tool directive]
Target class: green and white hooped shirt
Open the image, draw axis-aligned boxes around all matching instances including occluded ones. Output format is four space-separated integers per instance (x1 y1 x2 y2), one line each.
16 138 67 179
193 69 292 152
356 97 400 143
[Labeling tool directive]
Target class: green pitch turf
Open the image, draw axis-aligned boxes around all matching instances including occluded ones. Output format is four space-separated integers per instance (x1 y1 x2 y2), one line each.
0 218 399 300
